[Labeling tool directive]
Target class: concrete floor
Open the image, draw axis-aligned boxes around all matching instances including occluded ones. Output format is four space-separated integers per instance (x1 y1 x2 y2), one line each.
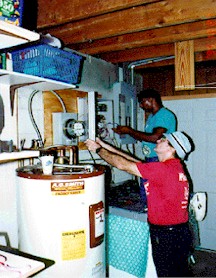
190 248 216 277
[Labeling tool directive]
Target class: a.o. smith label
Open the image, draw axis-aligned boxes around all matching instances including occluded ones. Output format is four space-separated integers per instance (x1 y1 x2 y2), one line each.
51 180 85 195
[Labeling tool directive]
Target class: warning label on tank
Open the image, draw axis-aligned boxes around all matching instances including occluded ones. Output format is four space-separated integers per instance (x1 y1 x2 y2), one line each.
51 180 85 195
62 229 86 260
94 208 105 238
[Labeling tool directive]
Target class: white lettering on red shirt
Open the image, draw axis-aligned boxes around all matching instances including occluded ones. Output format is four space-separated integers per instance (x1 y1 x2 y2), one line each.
179 172 187 182
144 182 150 195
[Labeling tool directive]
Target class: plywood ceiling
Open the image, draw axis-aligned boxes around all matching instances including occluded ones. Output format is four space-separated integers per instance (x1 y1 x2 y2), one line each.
36 0 216 66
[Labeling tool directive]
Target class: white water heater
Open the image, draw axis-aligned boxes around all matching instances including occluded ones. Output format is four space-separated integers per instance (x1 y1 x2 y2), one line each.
16 164 106 278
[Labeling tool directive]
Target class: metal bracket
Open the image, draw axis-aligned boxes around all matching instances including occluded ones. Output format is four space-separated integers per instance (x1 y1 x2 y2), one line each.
10 81 42 116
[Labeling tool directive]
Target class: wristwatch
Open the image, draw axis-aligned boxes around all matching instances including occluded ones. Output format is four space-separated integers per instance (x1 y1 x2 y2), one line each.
96 147 102 154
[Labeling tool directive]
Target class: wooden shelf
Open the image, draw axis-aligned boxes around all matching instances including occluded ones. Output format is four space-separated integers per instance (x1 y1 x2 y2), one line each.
0 150 39 163
0 22 76 91
0 23 77 163
0 69 76 91
0 21 40 49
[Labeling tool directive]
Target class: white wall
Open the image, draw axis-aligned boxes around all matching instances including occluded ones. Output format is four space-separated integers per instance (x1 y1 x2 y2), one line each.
0 83 20 247
164 96 216 250
17 88 44 149
0 162 18 247
0 84 17 143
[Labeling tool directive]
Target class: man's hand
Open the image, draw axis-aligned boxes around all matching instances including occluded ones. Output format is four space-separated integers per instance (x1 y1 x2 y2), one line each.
112 125 132 135
85 139 101 152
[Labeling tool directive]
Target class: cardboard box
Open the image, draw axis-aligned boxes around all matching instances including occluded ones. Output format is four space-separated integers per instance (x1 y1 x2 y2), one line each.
0 0 24 26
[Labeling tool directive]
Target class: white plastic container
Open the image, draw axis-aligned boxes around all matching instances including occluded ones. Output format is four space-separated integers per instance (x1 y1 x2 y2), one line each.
16 165 106 277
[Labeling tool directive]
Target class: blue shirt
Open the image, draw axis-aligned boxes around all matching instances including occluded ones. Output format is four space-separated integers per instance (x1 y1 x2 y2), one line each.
142 107 177 158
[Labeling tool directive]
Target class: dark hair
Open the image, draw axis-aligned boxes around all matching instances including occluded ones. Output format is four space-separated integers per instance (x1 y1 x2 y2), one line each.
137 89 163 106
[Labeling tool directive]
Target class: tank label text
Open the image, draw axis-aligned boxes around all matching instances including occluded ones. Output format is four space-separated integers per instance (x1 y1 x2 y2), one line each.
51 180 85 195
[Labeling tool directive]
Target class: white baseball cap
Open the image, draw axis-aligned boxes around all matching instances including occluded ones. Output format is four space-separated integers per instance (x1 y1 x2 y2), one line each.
163 131 192 160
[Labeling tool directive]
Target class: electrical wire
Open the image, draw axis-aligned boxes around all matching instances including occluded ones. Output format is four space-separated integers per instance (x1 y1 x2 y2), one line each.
28 90 67 148
28 90 43 147
126 144 133 155
50 90 67 113
87 150 96 164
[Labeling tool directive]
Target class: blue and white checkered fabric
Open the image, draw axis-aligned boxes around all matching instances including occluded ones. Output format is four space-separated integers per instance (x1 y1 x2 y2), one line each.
108 214 149 278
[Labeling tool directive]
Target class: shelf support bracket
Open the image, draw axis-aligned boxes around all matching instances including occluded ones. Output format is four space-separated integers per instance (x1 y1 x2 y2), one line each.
10 81 42 116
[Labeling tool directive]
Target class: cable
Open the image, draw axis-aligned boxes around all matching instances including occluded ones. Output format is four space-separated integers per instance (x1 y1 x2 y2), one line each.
50 90 67 113
28 90 43 147
88 150 96 164
126 144 133 155
28 90 67 148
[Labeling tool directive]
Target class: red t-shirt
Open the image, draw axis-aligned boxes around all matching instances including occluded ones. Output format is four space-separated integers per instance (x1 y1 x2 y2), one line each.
136 158 189 225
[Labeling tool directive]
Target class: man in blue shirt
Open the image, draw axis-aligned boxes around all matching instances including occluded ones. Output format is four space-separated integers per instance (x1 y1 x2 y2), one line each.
113 88 177 209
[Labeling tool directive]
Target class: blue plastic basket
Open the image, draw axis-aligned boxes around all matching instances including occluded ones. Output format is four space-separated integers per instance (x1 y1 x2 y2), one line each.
10 44 84 84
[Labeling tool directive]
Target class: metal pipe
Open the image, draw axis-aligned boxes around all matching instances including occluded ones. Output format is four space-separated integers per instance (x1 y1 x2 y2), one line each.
128 56 175 85
53 163 94 173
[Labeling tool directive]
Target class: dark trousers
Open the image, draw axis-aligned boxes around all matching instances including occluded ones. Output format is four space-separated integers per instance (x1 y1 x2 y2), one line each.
149 222 193 277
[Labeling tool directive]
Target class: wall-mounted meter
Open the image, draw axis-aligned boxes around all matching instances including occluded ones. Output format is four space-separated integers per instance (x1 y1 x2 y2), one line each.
52 112 83 145
113 82 137 144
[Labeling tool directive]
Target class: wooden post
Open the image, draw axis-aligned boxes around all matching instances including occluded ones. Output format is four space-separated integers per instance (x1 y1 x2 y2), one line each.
175 40 195 91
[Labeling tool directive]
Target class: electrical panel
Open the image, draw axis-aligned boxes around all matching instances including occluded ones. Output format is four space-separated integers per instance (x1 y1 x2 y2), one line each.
96 99 114 142
113 82 137 144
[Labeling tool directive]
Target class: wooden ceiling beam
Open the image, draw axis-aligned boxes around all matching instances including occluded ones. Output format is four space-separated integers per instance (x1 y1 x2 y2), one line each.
68 19 216 55
37 0 160 28
99 36 216 63
37 0 216 44
99 43 175 64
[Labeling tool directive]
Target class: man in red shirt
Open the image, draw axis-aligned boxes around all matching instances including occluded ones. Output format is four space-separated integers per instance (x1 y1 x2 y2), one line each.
85 131 194 277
